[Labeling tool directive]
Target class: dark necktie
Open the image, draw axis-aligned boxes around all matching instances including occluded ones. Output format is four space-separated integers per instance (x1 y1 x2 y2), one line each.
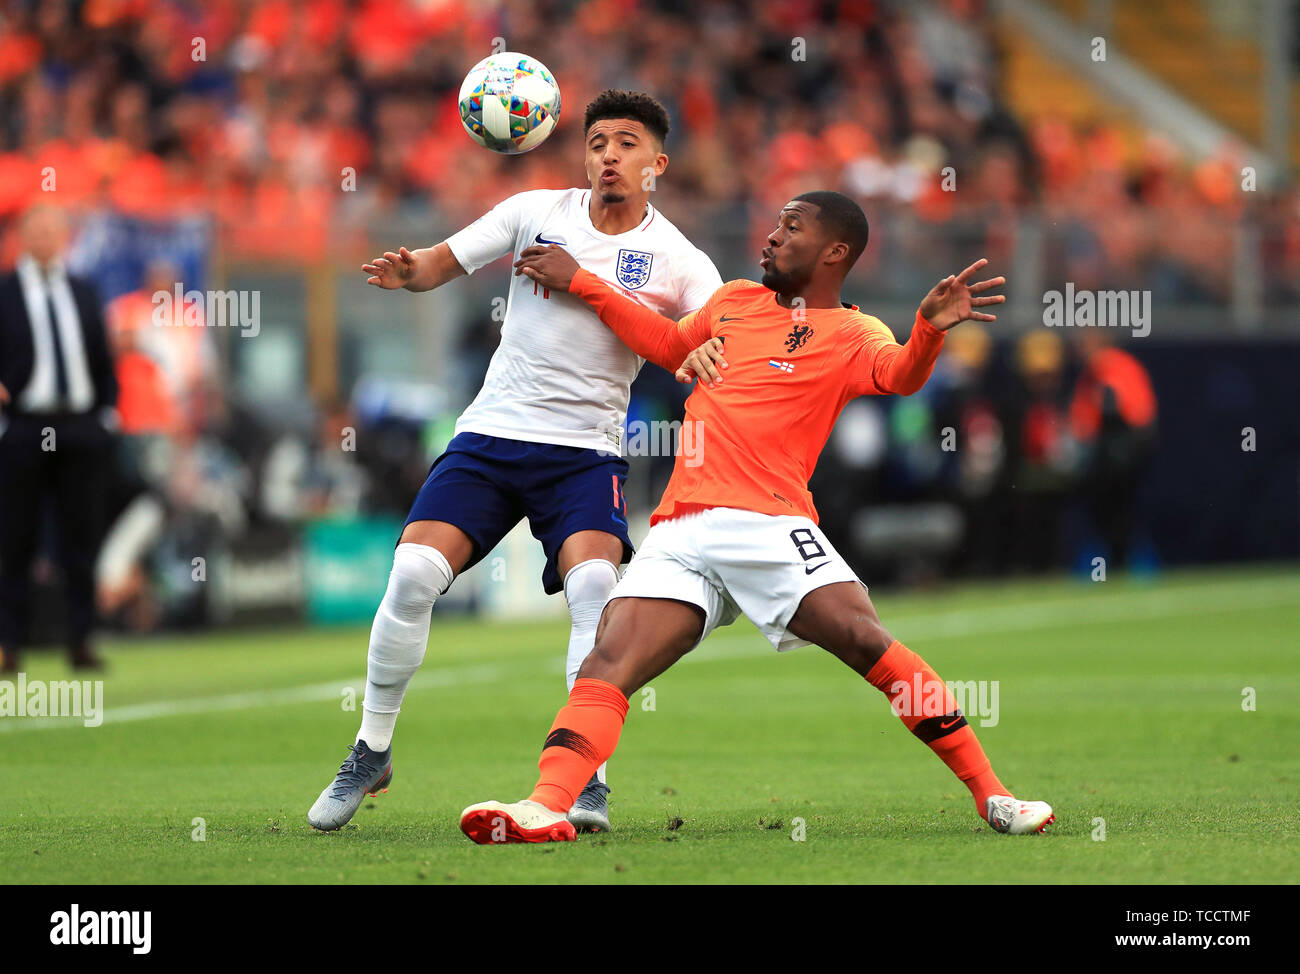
44 272 70 410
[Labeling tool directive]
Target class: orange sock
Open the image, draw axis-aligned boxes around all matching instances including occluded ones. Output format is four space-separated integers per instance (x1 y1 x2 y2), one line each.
865 640 1008 820
528 678 629 812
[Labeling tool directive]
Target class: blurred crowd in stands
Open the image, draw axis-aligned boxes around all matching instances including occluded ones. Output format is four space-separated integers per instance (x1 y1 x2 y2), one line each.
5 0 1281 635
0 0 1295 296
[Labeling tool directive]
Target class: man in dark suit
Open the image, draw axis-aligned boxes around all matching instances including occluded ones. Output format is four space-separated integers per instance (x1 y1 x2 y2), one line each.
0 204 119 671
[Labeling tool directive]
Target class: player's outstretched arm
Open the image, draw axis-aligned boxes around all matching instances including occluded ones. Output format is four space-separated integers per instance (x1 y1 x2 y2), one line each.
514 244 709 372
362 242 467 293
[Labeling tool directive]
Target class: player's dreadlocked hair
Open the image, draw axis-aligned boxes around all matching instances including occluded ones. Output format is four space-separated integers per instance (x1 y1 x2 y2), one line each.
583 89 671 145
793 191 870 266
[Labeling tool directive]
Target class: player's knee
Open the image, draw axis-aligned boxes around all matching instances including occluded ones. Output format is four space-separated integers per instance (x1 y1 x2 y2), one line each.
384 543 453 619
563 558 618 610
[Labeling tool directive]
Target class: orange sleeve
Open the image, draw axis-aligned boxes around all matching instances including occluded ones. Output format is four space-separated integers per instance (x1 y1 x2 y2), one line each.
848 311 946 396
569 268 716 373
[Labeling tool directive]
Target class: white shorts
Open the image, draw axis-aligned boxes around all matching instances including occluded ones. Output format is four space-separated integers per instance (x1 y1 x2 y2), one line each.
609 507 864 652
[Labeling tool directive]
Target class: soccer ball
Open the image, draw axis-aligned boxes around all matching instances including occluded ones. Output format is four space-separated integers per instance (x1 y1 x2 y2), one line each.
457 53 561 154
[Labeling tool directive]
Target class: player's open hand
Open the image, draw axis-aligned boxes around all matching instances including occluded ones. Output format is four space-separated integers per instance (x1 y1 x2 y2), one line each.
676 337 728 387
918 258 1006 331
363 247 418 288
514 244 580 291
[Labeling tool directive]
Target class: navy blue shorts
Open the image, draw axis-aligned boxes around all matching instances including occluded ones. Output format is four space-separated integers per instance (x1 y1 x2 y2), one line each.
404 432 633 595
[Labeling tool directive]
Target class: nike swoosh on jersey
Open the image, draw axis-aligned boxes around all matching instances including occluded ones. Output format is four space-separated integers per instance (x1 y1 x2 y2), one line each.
534 233 566 245
804 561 831 574
718 314 743 323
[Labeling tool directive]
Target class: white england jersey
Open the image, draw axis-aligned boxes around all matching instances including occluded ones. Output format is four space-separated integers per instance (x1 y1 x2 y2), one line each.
444 188 723 453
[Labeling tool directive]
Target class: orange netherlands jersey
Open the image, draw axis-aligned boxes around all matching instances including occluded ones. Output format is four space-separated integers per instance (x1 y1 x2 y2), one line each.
569 270 946 525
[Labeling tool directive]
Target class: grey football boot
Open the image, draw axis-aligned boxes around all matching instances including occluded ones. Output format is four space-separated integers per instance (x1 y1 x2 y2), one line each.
567 773 611 833
308 739 393 831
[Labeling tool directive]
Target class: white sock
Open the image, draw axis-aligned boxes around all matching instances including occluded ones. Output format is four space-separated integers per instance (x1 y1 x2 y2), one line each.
564 558 619 787
357 543 453 752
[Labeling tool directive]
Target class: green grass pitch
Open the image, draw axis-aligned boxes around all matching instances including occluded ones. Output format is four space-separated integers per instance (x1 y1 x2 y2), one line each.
2 565 1297 884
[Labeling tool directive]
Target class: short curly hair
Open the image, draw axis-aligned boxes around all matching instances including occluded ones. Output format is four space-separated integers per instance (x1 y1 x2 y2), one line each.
583 89 670 145
792 191 870 266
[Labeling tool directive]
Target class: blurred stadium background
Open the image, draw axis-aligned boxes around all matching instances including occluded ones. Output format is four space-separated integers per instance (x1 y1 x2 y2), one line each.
1 0 1297 640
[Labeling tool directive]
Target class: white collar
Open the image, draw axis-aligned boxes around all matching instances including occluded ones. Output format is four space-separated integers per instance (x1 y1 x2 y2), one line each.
583 195 654 239
17 253 67 283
